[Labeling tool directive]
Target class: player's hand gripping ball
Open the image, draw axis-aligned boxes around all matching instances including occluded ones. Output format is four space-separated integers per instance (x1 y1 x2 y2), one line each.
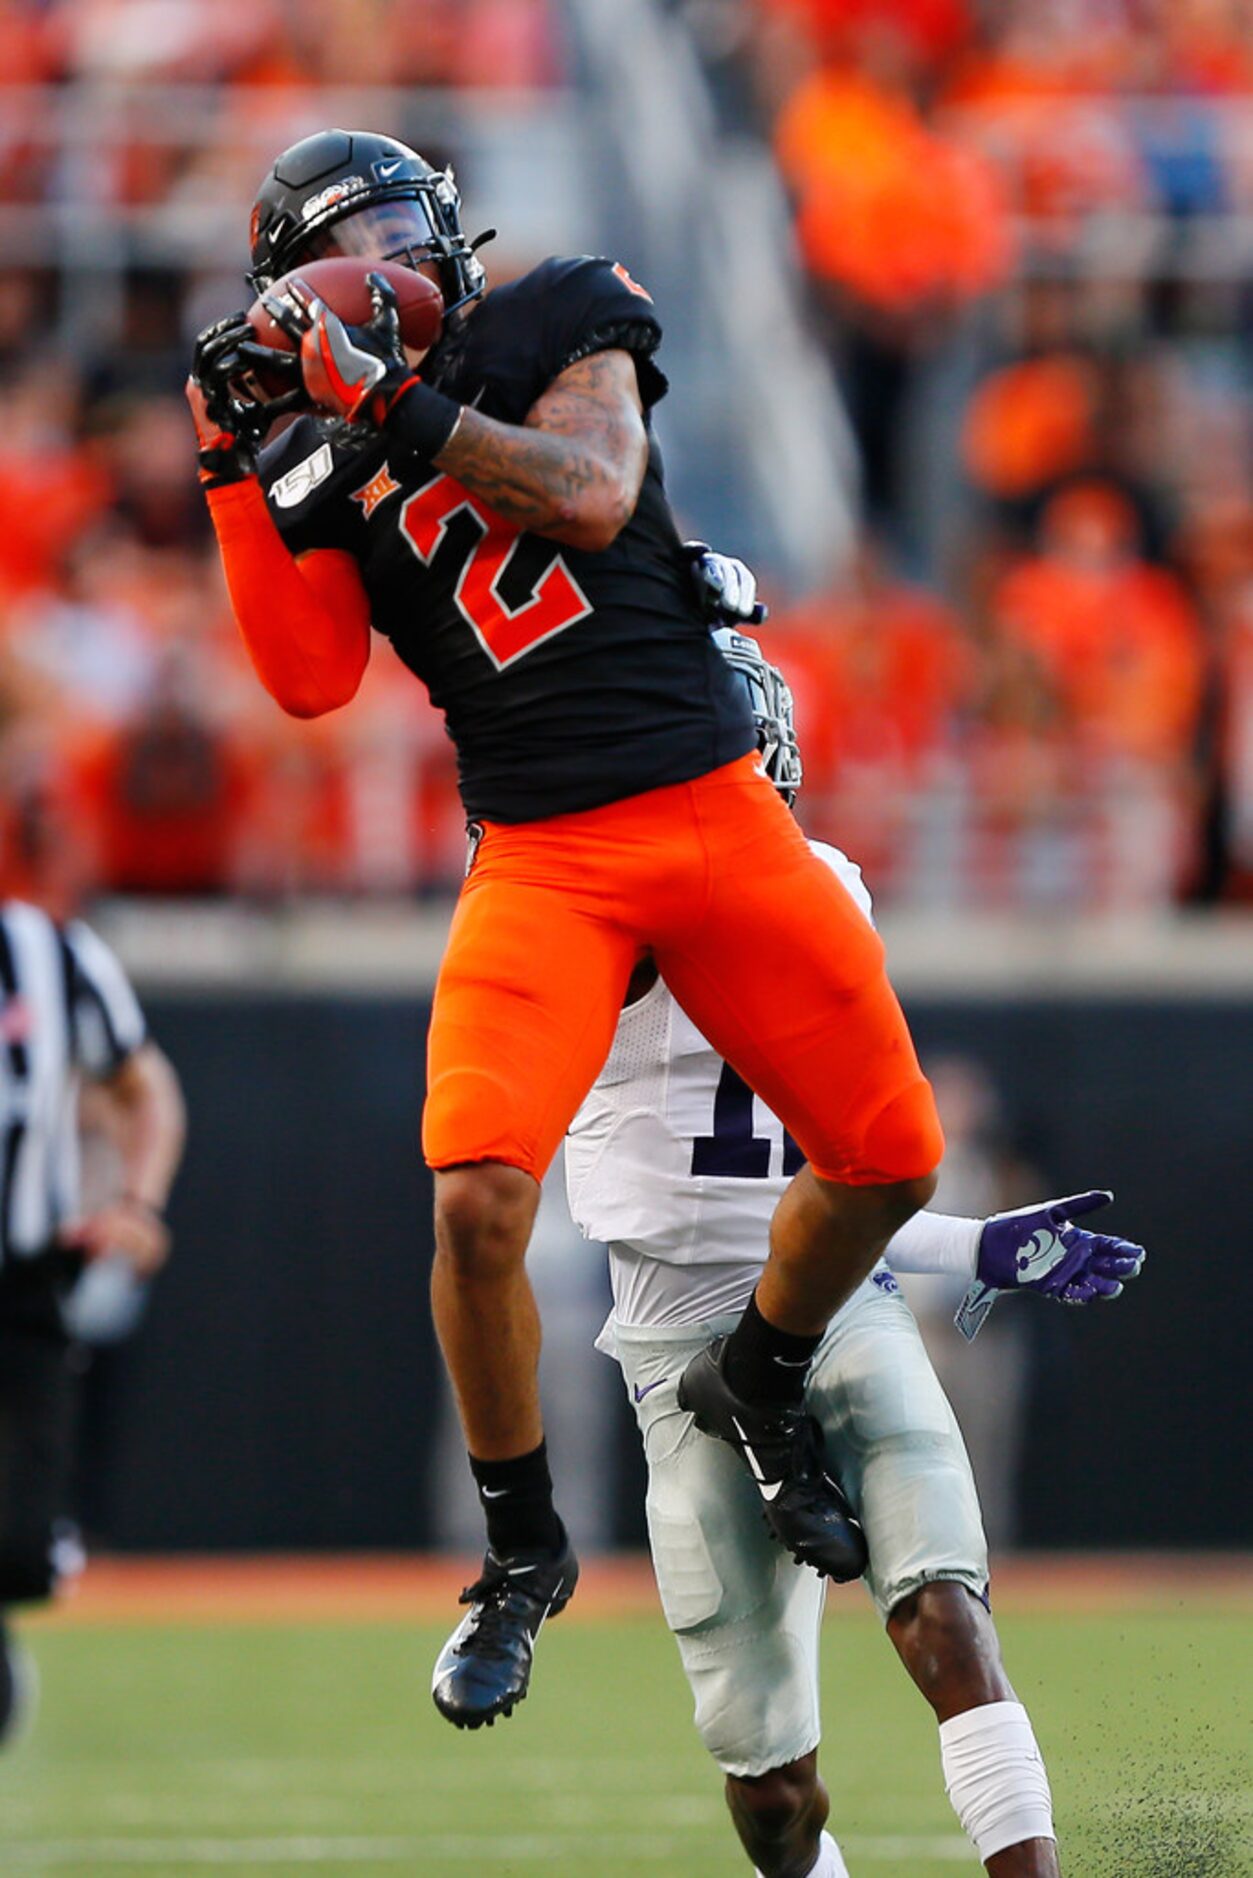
186 312 285 488
247 258 444 425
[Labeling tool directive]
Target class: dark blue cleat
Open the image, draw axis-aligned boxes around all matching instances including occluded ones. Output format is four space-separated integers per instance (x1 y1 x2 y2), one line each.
431 1529 579 1729
678 1336 868 1583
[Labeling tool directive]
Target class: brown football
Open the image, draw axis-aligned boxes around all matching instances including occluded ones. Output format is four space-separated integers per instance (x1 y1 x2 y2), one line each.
243 257 444 396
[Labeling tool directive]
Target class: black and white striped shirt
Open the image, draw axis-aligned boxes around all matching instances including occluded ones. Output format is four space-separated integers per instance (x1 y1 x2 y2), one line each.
0 902 146 1265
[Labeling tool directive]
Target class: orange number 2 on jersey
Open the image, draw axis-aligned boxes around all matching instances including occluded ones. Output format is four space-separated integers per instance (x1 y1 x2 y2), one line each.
400 475 593 670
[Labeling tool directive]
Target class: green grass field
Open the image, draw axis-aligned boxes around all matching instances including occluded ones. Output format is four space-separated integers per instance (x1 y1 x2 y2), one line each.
2 1602 1250 1875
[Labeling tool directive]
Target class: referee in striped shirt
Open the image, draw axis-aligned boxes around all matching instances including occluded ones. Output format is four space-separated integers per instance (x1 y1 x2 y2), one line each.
0 900 185 1747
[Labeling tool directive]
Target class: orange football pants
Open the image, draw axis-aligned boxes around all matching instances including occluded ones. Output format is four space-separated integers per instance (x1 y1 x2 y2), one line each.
423 753 943 1186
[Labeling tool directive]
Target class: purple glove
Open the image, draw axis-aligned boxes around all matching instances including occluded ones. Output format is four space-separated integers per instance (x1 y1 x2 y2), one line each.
955 1190 1145 1341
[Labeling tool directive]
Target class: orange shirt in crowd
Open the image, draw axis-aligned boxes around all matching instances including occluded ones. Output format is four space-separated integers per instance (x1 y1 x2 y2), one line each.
961 355 1100 500
1161 1 1253 94
994 486 1205 766
761 565 973 791
0 1 59 81
775 66 1013 313
67 710 257 895
0 448 112 599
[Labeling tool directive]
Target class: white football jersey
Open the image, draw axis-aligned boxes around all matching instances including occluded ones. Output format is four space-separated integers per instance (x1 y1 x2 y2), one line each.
566 842 892 1327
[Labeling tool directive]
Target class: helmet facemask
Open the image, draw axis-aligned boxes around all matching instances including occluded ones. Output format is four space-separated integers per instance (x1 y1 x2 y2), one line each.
712 628 804 806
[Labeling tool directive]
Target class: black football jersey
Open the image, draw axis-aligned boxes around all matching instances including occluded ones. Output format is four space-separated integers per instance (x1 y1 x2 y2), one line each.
258 255 755 823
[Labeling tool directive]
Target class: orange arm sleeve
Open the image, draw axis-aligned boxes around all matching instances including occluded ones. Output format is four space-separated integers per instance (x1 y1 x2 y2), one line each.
205 479 371 717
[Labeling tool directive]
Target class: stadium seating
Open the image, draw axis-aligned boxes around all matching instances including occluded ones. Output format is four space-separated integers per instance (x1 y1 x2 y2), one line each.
2 0 1253 908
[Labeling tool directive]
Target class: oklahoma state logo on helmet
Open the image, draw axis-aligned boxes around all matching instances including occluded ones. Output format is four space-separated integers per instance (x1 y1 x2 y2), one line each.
611 262 652 301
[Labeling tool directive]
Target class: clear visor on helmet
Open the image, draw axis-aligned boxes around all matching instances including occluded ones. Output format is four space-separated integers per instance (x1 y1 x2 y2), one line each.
298 196 444 271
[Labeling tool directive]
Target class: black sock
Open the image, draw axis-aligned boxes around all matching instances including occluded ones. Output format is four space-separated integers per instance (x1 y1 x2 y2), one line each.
721 1291 821 1408
469 1440 563 1557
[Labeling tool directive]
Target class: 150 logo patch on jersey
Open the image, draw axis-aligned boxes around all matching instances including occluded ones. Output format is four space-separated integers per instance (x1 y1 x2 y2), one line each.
269 443 334 509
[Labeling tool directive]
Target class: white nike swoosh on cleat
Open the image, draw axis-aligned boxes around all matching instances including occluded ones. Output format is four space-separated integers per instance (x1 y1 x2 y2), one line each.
481 1486 510 1498
731 1417 784 1501
505 1563 538 1576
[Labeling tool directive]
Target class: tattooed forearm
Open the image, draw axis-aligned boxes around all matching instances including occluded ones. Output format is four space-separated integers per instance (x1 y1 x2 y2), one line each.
437 412 604 532
434 349 648 551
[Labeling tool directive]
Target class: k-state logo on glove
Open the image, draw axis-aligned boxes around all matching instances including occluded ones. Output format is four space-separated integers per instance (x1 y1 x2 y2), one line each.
1017 1229 1067 1281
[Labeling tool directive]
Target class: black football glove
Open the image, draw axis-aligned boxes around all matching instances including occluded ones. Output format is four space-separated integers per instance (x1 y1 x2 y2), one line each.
187 312 300 488
682 541 768 627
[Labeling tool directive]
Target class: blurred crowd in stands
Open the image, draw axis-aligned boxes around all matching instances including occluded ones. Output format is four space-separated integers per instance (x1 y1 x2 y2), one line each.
702 0 1253 909
0 0 561 88
2 0 1253 911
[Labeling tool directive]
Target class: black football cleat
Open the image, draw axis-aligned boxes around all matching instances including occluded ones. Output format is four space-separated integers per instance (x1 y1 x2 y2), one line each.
431 1529 579 1729
677 1337 868 1582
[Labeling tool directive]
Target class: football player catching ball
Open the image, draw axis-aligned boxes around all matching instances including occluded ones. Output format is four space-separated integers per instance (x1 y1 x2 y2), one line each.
189 130 947 1731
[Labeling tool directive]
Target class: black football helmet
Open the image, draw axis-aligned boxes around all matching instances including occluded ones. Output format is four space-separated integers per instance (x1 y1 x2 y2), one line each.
247 128 492 315
713 628 804 805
